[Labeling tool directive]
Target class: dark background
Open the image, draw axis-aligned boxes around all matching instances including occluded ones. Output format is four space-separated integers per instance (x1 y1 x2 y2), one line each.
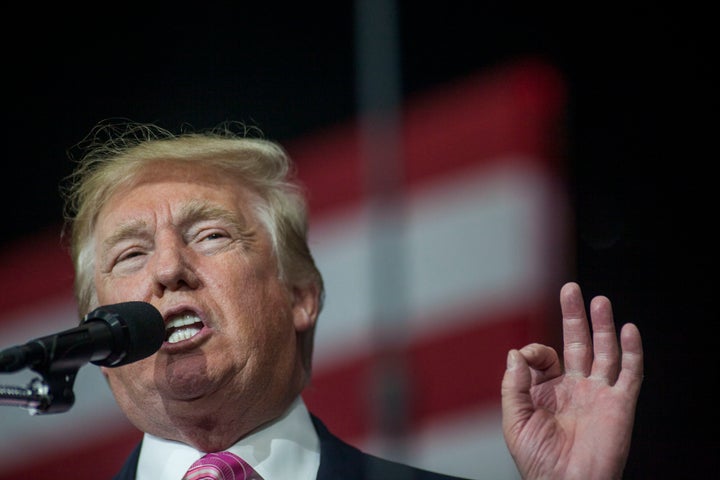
2 3 715 478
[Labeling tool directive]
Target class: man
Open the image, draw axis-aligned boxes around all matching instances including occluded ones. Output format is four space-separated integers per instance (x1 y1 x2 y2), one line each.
61 120 643 479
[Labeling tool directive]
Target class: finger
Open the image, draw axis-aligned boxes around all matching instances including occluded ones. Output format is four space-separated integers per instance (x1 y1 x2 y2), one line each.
518 343 563 385
588 294 620 382
560 282 593 376
501 349 533 437
615 322 644 394
501 344 562 440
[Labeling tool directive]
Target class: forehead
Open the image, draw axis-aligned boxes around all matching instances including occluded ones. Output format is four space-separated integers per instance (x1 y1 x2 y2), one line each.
97 161 257 225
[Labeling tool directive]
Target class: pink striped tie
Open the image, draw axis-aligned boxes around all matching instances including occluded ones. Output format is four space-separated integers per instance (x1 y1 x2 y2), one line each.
182 451 263 480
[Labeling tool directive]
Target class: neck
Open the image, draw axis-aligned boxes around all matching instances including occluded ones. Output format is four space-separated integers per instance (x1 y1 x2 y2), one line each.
164 394 298 452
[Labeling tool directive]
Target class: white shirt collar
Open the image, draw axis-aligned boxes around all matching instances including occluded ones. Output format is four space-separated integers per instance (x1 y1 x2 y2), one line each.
136 396 320 480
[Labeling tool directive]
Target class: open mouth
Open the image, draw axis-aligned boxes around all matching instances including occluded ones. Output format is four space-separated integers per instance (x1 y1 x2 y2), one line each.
165 313 204 344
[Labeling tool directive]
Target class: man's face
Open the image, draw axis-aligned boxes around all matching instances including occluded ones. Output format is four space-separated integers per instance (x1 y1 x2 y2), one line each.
92 162 315 441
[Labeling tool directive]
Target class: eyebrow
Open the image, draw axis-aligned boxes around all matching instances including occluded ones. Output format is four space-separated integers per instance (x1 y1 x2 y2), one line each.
102 217 151 252
176 199 247 231
101 199 251 252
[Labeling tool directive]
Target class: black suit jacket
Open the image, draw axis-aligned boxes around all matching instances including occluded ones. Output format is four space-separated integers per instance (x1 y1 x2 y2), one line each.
112 414 470 479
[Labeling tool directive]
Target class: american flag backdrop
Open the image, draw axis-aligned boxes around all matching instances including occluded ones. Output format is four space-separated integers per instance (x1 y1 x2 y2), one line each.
0 59 569 480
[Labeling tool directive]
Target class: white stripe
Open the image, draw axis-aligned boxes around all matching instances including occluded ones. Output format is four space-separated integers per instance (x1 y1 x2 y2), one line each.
360 406 520 480
311 160 560 363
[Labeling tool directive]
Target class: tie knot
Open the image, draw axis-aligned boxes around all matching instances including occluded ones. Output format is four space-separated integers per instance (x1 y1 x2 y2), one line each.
182 451 262 480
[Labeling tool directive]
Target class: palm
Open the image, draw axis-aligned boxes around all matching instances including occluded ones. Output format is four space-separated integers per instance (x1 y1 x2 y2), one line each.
501 282 643 480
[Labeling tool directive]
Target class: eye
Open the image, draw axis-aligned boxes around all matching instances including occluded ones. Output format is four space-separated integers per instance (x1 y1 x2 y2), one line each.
116 249 145 263
188 221 237 254
200 231 228 242
107 247 147 274
192 229 233 254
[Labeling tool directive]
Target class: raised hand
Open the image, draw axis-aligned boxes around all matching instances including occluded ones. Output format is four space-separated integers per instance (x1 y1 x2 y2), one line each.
501 282 643 480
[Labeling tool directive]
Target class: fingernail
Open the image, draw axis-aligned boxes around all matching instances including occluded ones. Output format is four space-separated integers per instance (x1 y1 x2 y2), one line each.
506 349 518 369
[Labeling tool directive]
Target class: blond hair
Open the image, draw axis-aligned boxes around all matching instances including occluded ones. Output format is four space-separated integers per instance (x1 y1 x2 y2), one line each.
61 119 324 371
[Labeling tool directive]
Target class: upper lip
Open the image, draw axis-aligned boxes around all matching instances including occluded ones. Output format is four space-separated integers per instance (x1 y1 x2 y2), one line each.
161 304 205 328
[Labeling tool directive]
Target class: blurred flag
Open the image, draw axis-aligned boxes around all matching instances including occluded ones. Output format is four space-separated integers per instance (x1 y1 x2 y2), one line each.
0 58 567 480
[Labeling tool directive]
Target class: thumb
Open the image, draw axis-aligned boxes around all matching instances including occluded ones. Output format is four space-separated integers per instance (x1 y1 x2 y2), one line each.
501 349 534 440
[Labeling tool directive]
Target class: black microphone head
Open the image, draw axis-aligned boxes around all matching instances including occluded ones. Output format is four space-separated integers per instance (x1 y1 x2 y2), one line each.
82 301 165 367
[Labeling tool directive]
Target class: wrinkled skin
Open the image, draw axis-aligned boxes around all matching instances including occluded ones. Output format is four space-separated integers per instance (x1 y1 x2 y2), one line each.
501 282 643 480
93 162 319 452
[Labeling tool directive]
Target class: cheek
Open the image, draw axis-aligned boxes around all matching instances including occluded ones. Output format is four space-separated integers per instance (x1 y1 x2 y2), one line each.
95 272 151 305
222 283 294 348
102 358 153 395
209 258 285 318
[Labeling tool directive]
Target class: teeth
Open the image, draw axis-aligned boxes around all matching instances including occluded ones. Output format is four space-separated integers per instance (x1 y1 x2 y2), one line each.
167 327 202 344
166 314 202 329
165 313 204 344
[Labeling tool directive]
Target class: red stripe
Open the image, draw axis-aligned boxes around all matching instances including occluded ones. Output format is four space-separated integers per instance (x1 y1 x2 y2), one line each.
288 58 566 217
302 300 557 442
0 227 74 319
0 426 142 480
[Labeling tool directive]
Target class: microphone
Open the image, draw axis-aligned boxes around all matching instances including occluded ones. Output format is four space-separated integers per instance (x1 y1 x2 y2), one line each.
0 301 165 373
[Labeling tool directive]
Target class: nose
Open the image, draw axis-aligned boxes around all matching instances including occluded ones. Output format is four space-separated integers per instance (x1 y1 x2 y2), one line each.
150 235 200 294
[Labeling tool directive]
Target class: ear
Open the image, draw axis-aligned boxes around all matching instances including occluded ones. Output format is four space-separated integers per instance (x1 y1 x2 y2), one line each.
291 283 320 333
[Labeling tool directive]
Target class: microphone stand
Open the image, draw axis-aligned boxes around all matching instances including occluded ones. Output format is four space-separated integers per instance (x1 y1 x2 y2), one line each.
0 355 79 415
1 301 165 415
